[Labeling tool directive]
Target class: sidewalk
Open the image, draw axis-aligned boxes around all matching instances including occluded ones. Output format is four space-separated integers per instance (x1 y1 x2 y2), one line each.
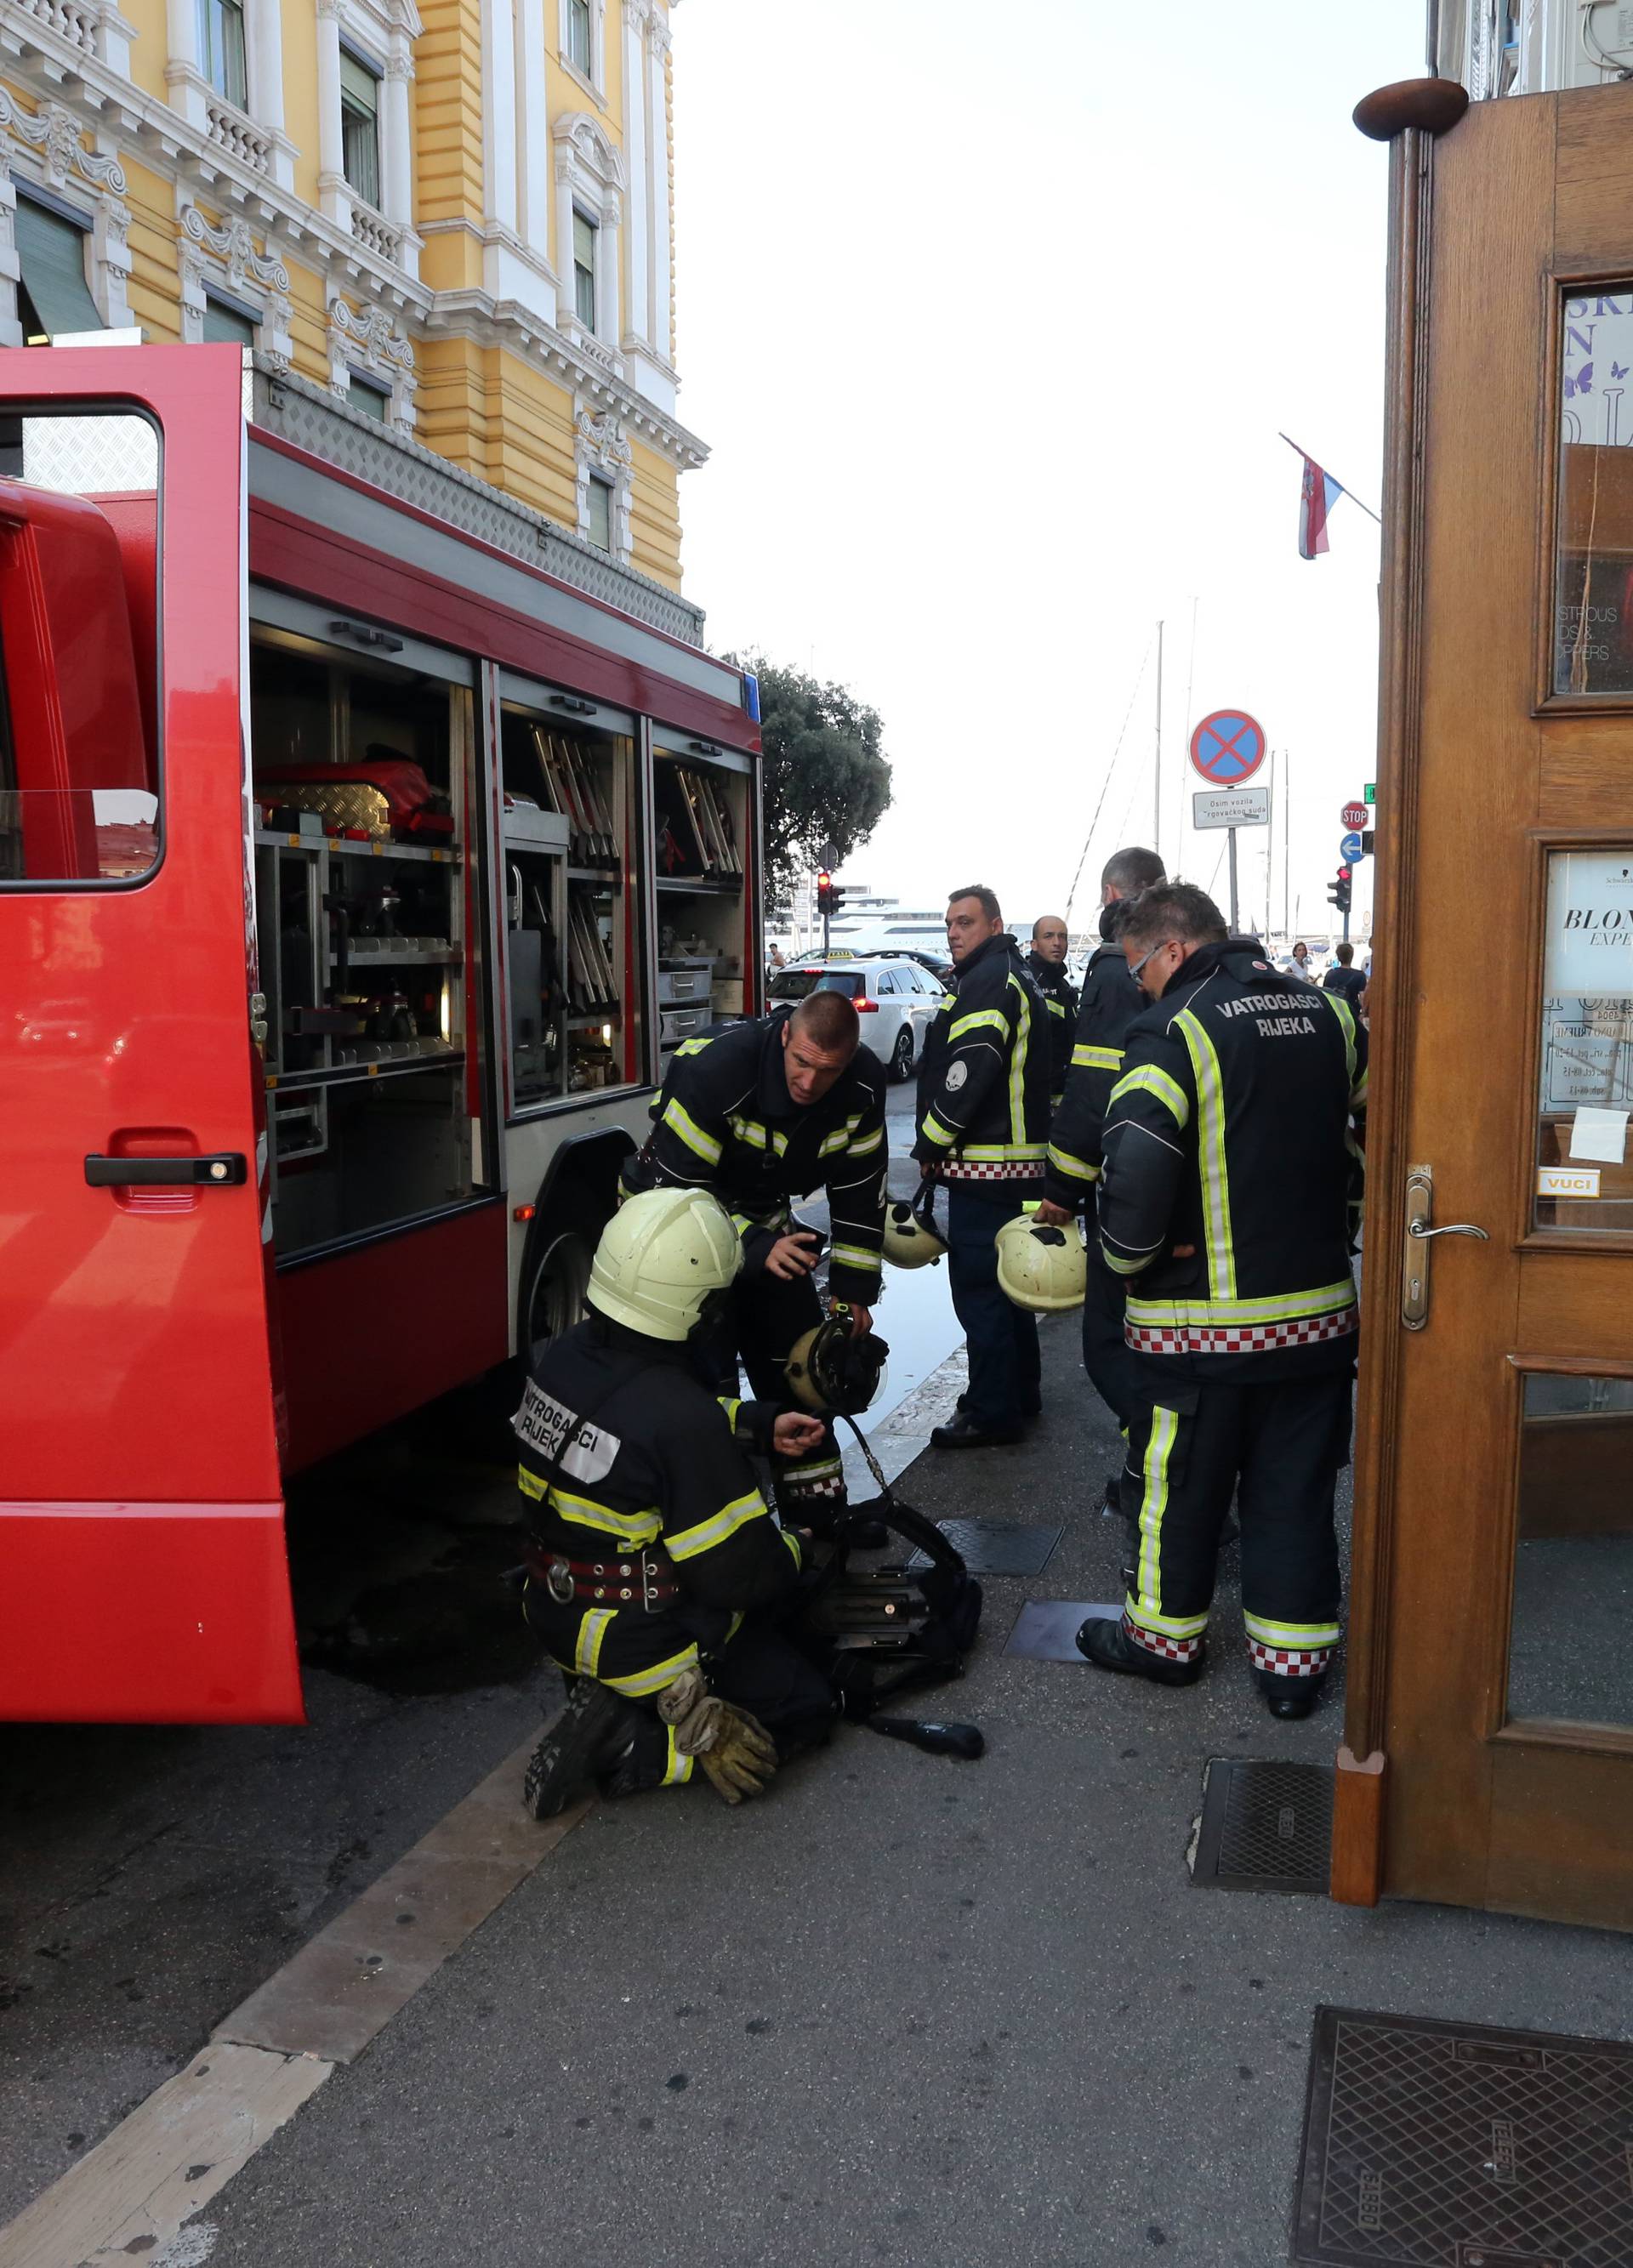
183 1318 1630 2268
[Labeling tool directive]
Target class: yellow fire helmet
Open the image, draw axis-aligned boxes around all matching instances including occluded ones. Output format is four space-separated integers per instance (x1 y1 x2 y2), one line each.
995 1214 1087 1313
882 1185 947 1270
587 1186 742 1342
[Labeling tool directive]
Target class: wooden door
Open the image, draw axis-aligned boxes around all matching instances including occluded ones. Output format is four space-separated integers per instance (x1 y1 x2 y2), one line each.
1340 83 1633 1933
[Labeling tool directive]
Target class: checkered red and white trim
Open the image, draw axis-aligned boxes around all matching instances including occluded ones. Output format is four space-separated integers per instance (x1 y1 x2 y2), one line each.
1125 1307 1358 1356
1248 1640 1332 1680
1124 1614 1203 1663
939 1160 1046 1182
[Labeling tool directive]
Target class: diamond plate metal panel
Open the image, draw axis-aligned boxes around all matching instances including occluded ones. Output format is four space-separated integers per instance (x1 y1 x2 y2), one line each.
1192 1758 1333 1892
906 1520 1061 1577
1293 2006 1633 2267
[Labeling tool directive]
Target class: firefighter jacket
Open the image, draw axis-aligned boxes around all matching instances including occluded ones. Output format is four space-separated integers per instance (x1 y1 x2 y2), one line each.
515 1315 804 1725
912 932 1052 1184
620 1011 888 1305
1097 940 1368 1384
1026 951 1077 1104
1040 917 1149 1212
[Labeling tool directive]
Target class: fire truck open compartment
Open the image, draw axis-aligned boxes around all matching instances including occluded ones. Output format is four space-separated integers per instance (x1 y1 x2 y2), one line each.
248 617 483 1260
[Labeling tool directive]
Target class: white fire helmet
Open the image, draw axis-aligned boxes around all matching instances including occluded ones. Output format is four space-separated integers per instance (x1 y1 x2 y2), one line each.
587 1186 742 1342
995 1213 1087 1313
882 1188 947 1270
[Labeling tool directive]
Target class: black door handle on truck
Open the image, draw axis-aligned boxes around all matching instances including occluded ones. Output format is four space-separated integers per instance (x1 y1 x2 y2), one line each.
84 1153 248 1188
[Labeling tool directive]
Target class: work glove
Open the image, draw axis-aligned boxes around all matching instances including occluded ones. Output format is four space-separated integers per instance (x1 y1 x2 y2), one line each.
658 1667 779 1805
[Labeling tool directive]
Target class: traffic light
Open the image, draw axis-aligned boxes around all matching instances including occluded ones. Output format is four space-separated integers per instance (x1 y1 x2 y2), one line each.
816 868 835 916
1360 830 1374 857
1326 865 1352 916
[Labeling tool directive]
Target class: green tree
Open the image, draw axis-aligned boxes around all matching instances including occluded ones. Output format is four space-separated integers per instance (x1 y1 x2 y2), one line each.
730 654 892 898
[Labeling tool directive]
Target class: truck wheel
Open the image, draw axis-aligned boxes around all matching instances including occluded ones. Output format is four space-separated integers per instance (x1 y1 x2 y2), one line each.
523 1228 592 1366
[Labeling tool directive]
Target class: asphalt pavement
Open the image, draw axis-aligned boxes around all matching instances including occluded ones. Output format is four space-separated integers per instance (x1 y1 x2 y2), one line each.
6 1070 1630 2265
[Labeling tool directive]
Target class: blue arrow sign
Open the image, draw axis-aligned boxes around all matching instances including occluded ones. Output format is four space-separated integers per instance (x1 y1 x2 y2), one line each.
1340 831 1363 861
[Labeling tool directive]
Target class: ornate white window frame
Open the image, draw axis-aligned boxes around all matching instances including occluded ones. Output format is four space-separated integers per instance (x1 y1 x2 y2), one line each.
553 111 624 361
574 404 632 561
177 196 293 367
327 293 417 432
558 0 607 101
315 0 421 276
0 89 130 344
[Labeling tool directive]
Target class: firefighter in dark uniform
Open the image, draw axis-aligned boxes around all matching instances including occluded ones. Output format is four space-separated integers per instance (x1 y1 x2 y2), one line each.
1036 847 1167 1458
1073 884 1367 1720
1027 913 1078 1106
619 989 887 1526
913 884 1054 1448
518 1187 839 1817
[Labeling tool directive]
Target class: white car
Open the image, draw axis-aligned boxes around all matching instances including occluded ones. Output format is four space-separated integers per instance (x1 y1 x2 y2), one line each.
768 952 945 1080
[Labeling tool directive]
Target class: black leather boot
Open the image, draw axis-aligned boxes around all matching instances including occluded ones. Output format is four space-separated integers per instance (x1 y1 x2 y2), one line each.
1255 1668 1326 1720
1074 1615 1204 1687
523 1679 645 1818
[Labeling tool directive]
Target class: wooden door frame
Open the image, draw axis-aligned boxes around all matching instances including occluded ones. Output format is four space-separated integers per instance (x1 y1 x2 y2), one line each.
1332 110 1441 1905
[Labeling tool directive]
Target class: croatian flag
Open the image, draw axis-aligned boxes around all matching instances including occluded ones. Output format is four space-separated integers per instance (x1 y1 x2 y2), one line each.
1298 454 1345 560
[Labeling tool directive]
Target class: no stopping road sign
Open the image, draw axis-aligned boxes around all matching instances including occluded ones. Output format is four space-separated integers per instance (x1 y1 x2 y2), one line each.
1189 709 1267 787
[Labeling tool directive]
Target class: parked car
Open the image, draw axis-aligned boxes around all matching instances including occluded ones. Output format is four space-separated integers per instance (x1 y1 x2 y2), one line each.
767 952 944 1078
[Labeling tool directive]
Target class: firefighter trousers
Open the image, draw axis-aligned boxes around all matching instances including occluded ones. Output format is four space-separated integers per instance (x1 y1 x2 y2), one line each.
696 1264 847 1520
597 1618 839 1794
946 1182 1042 1430
1121 1368 1351 1680
1081 1236 1142 1435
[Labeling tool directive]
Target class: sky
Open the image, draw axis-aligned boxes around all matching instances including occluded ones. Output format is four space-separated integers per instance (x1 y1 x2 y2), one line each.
670 0 1428 944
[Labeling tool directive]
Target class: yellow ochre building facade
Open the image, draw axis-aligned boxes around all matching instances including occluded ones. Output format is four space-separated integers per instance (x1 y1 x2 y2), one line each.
0 0 700 614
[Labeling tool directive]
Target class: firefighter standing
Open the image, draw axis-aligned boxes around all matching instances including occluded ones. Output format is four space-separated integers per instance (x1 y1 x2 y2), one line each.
914 885 1053 1448
1073 884 1367 1720
518 1187 839 1817
619 990 887 1526
1027 913 1078 1106
1036 846 1167 1462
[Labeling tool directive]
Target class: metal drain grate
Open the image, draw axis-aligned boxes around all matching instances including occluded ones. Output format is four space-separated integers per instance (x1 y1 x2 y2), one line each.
905 1520 1061 1577
1191 1758 1333 1891
1292 2005 1633 2266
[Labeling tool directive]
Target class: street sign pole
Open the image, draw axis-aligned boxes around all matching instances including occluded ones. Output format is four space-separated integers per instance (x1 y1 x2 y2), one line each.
1227 826 1239 934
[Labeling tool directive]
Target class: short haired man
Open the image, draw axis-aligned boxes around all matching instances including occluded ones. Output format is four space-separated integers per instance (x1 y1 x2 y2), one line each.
1073 884 1368 1719
1036 846 1166 1464
1027 915 1078 1106
620 989 888 1526
517 1188 837 1816
1322 941 1367 1005
913 885 1054 1447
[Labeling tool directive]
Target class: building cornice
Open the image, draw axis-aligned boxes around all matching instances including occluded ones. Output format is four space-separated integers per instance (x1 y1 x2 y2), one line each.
0 23 708 470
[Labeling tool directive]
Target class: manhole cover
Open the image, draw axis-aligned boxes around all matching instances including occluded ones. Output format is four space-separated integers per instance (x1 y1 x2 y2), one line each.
1192 1758 1332 1892
906 1520 1061 1577
1292 2005 1633 2266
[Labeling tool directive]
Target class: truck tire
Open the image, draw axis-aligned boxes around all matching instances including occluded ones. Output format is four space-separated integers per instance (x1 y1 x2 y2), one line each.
521 1226 593 1368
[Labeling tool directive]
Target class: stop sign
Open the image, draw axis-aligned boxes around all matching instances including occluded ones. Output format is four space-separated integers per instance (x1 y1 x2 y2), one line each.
1340 801 1368 830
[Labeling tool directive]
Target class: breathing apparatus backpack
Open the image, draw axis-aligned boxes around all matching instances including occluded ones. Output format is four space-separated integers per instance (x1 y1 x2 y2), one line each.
796 1418 983 1722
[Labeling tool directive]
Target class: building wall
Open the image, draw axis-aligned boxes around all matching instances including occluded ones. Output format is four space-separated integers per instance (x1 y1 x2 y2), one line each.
0 0 702 594
1437 1 1633 98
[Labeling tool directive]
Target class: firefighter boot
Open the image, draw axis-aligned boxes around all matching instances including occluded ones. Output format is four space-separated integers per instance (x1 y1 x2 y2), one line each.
1255 1667 1326 1721
523 1679 645 1819
1074 1614 1205 1688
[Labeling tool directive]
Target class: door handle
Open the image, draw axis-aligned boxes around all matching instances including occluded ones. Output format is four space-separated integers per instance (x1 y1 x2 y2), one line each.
85 1153 248 1188
1402 1165 1487 1330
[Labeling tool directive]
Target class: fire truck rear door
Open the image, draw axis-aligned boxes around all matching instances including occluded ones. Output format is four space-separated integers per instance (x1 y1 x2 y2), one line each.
0 347 300 1724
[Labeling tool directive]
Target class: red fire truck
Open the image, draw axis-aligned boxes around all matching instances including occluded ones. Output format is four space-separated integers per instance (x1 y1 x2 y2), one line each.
0 347 763 1725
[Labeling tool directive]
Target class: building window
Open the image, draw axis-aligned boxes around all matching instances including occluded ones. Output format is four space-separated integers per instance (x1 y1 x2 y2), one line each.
202 294 255 347
340 48 382 210
349 372 390 420
586 475 612 551
198 0 248 109
572 209 597 331
565 0 591 76
13 195 102 344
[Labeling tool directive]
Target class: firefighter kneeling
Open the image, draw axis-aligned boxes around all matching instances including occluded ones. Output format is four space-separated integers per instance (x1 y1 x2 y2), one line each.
516 1186 840 1818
